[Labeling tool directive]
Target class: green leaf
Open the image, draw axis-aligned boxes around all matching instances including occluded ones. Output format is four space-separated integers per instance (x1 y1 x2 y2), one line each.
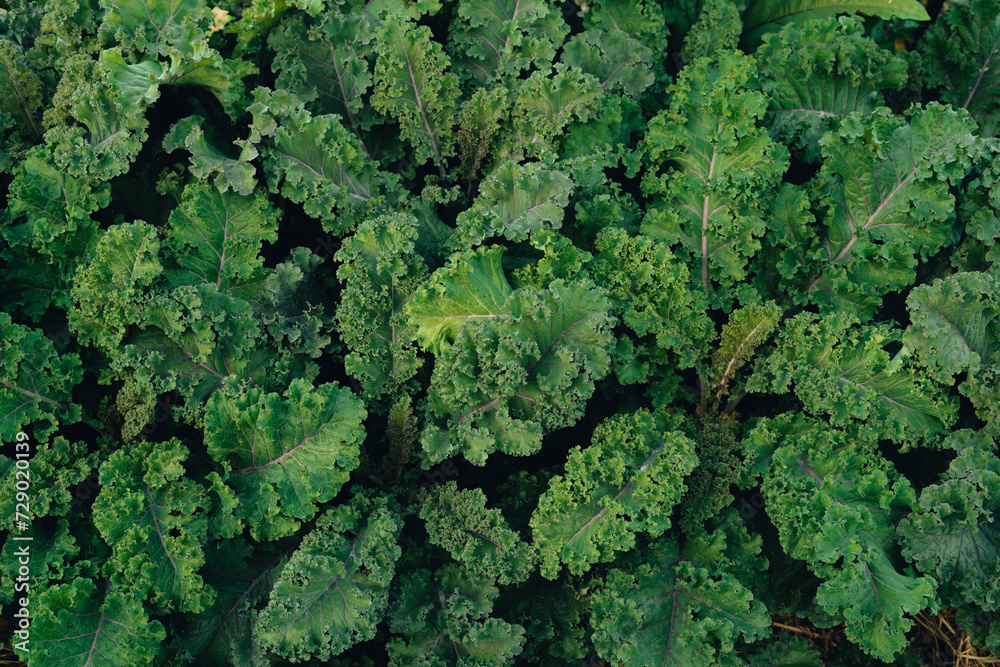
756 16 907 162
257 490 403 661
373 16 459 171
162 181 279 297
749 312 956 447
406 246 513 355
28 579 166 667
335 213 427 406
742 0 930 45
99 0 213 57
921 0 1000 137
452 160 574 249
641 50 788 309
803 104 979 315
164 116 259 196
419 481 535 585
69 222 162 350
591 527 771 667
531 410 698 578
205 379 366 540
0 314 83 442
93 438 214 613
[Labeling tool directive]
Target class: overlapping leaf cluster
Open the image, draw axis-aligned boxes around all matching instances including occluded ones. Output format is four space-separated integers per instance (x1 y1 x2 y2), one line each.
2 0 1000 665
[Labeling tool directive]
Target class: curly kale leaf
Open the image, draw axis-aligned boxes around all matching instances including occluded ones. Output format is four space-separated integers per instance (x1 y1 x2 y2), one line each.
250 88 395 235
373 16 458 172
451 160 574 250
69 222 162 350
741 0 930 46
419 481 535 585
591 525 770 667
750 312 956 448
93 437 214 614
903 271 1000 383
406 245 513 355
641 50 788 309
750 417 936 661
163 116 259 196
387 564 526 666
161 181 279 299
800 104 979 315
419 279 612 466
257 490 403 661
899 432 1000 611
0 39 43 141
449 0 567 86
0 437 96 531
591 226 713 371
335 212 427 406
921 0 1000 137
531 409 698 578
99 0 213 57
756 16 907 162
205 379 365 540
27 578 166 667
0 313 83 442
174 538 284 665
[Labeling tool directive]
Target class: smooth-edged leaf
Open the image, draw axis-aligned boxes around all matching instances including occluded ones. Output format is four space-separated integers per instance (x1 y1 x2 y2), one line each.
28 579 166 667
205 379 366 540
93 438 214 613
531 410 698 578
257 490 403 661
742 0 930 45
405 245 513 354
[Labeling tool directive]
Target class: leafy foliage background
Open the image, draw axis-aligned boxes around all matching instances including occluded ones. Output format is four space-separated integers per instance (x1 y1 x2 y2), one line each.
1 0 1000 665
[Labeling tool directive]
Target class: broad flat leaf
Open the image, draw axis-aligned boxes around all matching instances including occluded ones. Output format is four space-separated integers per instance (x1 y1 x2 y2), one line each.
452 160 574 249
742 0 930 45
257 491 403 661
205 379 366 540
162 181 279 297
94 438 214 613
406 246 513 354
28 579 165 667
531 410 697 578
